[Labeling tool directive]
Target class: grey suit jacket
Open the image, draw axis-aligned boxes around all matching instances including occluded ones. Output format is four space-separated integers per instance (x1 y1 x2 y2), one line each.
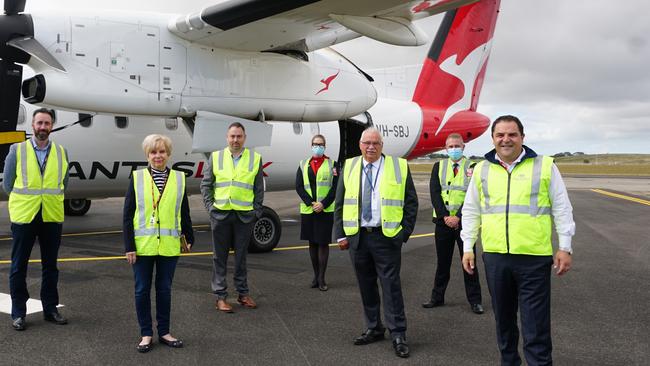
333 155 418 250
200 149 264 224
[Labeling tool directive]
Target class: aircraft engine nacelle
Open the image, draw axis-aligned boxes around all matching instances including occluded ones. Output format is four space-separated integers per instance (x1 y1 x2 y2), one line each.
23 12 377 122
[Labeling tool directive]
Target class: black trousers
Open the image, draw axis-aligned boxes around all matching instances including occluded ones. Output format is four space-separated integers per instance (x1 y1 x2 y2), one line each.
349 230 406 339
483 253 553 366
431 223 482 304
10 210 62 319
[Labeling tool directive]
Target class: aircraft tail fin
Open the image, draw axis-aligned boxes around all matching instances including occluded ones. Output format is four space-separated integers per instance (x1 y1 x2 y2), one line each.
412 0 500 114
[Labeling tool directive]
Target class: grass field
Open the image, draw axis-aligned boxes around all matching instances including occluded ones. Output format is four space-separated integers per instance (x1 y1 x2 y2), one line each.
409 154 650 176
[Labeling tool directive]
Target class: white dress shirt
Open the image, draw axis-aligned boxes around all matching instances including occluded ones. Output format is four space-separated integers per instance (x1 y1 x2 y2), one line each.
361 156 384 228
461 151 576 254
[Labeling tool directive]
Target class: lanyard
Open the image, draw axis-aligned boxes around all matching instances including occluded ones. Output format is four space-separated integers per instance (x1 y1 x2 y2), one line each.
149 170 168 211
364 158 381 192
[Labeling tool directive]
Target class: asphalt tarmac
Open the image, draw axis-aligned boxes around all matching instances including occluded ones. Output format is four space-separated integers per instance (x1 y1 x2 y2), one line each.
0 175 648 365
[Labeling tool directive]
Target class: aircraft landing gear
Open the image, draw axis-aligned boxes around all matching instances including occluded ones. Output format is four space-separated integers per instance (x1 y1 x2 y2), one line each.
249 206 281 253
64 198 92 216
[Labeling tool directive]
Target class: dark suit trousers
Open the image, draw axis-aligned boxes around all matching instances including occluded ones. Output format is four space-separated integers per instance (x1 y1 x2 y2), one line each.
210 213 254 299
431 223 482 304
10 210 62 319
483 253 553 366
350 230 406 339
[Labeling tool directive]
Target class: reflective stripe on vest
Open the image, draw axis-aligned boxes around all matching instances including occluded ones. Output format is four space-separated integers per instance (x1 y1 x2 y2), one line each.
133 169 185 256
433 158 470 217
299 158 334 214
342 156 407 238
8 141 68 223
474 156 554 255
212 148 261 211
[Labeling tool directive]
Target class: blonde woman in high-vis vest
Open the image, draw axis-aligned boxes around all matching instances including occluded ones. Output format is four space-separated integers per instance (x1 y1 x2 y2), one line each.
123 134 194 353
295 134 339 291
3 108 69 331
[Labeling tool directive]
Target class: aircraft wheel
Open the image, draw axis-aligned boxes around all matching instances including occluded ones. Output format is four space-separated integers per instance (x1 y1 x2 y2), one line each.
64 199 91 216
249 206 281 253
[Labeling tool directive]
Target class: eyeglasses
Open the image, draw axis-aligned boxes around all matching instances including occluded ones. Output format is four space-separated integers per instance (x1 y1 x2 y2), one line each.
360 141 382 147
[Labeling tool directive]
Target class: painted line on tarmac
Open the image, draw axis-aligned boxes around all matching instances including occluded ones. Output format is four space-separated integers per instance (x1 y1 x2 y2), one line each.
0 232 435 265
591 189 650 206
0 224 212 242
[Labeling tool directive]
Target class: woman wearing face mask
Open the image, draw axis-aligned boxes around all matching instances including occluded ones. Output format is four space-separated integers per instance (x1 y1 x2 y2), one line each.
295 134 339 291
123 134 195 352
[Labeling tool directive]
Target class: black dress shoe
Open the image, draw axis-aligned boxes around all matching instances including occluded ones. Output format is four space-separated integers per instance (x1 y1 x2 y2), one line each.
392 336 410 358
471 303 485 314
44 312 68 325
353 329 385 345
137 341 153 353
12 317 26 331
310 279 318 288
159 337 184 348
422 299 444 308
318 284 329 291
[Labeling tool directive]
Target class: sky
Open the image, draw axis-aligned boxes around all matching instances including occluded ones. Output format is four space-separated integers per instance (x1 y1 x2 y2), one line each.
24 0 650 156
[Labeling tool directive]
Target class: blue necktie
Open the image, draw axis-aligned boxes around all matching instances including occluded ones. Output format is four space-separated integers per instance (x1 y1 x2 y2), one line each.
362 164 373 222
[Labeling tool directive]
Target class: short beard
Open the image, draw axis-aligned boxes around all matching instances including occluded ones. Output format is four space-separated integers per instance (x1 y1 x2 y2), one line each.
35 131 50 141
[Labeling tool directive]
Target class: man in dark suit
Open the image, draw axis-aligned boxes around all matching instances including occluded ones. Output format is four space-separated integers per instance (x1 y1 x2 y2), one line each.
334 127 418 358
200 122 264 313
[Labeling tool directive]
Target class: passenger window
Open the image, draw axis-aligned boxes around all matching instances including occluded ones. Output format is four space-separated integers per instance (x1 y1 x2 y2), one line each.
292 122 303 135
165 117 178 130
79 113 93 127
115 116 129 129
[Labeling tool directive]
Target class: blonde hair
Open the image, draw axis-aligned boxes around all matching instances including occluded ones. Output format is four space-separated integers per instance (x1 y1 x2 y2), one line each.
142 134 172 157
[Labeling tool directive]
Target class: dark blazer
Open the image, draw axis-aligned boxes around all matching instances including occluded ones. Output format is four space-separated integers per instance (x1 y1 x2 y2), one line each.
333 155 418 249
295 157 338 210
200 149 265 224
123 168 195 253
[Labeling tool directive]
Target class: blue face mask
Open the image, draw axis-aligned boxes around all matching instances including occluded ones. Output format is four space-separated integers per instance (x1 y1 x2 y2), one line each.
311 145 325 157
447 147 463 161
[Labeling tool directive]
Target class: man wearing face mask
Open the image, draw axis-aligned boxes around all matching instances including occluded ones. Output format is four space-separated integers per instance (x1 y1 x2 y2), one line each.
422 133 483 314
295 134 338 291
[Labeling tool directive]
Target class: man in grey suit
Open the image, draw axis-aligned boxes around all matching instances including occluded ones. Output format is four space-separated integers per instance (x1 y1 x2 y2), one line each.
334 127 418 358
200 122 264 313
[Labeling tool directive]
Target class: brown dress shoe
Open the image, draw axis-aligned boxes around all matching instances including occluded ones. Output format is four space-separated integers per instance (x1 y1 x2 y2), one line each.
216 299 234 313
237 295 257 309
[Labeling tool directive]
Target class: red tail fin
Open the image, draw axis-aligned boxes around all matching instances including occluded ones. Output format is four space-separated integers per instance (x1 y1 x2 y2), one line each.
407 0 500 158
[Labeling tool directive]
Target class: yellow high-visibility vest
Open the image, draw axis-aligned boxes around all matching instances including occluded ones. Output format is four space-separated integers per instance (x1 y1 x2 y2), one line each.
299 158 334 214
212 148 261 211
132 169 185 256
8 141 68 223
342 156 407 238
473 156 554 255
433 157 470 217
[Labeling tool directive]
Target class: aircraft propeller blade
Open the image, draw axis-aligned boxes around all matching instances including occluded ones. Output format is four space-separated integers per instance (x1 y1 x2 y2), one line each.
0 60 23 172
8 36 66 72
4 0 26 15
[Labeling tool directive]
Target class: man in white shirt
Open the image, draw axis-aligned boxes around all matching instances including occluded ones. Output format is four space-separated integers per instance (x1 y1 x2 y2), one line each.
334 128 418 358
461 115 575 366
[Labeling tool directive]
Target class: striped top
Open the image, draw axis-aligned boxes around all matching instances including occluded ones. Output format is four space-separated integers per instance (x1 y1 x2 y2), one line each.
150 167 168 192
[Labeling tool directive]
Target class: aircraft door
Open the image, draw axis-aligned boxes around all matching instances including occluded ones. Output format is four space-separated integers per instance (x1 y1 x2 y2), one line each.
337 115 370 163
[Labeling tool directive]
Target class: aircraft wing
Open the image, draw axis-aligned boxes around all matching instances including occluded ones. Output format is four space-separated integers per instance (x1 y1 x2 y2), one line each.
168 0 479 52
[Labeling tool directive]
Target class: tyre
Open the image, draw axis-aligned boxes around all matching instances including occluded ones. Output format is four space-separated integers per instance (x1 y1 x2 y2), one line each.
64 199 91 216
249 206 281 253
